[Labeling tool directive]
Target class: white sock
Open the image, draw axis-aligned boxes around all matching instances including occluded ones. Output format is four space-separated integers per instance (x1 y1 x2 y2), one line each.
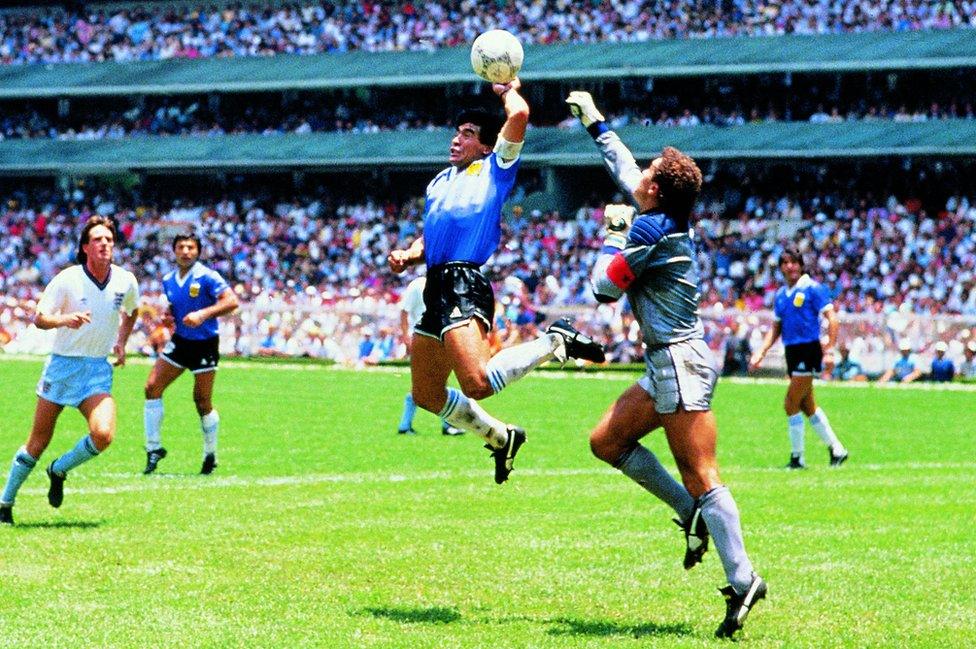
788 413 805 458
201 410 219 456
484 333 561 393
144 399 164 452
809 407 844 454
438 388 508 447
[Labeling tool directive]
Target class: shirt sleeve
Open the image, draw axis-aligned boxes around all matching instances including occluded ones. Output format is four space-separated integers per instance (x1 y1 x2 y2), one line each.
207 270 231 301
815 284 833 313
36 271 66 315
772 292 783 321
590 242 660 302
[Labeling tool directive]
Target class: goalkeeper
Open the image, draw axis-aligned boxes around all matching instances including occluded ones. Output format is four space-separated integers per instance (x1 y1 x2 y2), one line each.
566 91 766 639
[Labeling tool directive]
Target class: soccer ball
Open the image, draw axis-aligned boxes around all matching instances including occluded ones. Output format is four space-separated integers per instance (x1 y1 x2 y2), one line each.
470 29 523 84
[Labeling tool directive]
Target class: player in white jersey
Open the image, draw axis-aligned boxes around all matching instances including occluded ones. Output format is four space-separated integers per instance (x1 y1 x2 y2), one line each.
396 274 463 436
0 216 139 525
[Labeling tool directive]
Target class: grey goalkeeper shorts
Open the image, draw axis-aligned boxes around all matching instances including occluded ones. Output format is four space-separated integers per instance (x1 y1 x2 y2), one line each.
638 338 718 414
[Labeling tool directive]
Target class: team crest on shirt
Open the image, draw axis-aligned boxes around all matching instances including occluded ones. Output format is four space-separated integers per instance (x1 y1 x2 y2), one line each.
113 292 125 308
465 161 484 176
189 282 201 298
793 292 805 307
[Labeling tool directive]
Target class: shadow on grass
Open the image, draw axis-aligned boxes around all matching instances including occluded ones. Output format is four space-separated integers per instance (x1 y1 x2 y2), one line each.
361 606 462 625
13 519 103 530
546 616 693 639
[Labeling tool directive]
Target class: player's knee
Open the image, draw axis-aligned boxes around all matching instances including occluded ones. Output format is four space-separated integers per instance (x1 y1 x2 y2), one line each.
193 398 212 416
588 431 618 464
89 426 114 450
457 375 493 401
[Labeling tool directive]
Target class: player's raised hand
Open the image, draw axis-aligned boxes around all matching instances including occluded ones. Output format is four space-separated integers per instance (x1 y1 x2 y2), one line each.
603 204 635 234
62 311 92 329
565 90 605 127
493 77 520 97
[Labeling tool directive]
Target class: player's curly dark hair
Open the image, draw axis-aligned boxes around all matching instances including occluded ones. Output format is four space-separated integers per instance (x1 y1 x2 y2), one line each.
654 146 702 223
76 215 117 265
455 109 503 148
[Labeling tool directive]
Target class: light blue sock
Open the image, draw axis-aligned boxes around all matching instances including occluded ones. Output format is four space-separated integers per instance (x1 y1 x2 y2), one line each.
616 444 694 521
1 448 37 505
398 393 417 432
51 435 100 476
700 485 755 593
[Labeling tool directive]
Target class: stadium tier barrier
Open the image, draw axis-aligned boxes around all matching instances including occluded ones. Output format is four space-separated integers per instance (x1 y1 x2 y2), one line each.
2 297 973 377
2 121 976 174
1 30 972 97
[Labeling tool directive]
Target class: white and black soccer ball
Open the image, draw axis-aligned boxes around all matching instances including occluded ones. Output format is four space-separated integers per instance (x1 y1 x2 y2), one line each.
470 29 523 84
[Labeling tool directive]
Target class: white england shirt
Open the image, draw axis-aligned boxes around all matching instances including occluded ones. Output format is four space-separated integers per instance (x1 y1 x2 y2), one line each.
35 264 140 358
401 276 427 330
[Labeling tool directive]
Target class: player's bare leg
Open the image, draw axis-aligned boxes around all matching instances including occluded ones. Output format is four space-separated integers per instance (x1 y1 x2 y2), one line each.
784 375 813 468
799 379 847 465
193 370 219 474
590 385 705 568
46 394 115 508
412 326 522 483
0 398 63 522
143 358 184 474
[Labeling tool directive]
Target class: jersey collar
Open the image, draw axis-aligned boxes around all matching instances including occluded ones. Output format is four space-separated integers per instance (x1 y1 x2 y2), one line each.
174 262 199 288
82 263 112 291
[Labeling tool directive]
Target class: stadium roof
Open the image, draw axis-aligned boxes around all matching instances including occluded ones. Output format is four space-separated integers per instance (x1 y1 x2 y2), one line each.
0 30 972 98
0 121 972 174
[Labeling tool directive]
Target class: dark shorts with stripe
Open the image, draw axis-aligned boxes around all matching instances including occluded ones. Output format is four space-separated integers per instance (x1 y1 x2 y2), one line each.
784 341 823 377
416 262 495 341
161 334 220 374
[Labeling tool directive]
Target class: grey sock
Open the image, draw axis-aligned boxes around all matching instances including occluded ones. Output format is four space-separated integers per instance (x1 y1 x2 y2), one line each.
700 485 754 593
616 444 694 521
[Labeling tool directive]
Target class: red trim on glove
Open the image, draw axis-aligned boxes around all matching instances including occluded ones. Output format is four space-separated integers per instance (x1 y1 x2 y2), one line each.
606 253 636 290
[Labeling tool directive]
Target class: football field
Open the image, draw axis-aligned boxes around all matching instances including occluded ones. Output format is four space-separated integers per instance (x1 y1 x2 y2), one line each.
0 357 973 648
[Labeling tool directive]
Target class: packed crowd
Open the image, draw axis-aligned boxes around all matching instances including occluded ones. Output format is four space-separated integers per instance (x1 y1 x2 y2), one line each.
3 94 973 142
1 0 973 66
2 178 975 368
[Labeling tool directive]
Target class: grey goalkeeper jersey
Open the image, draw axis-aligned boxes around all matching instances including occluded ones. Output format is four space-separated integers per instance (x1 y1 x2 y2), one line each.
588 127 704 347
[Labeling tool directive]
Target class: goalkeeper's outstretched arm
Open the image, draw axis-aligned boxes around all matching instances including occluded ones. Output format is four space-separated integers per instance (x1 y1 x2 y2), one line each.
565 91 643 204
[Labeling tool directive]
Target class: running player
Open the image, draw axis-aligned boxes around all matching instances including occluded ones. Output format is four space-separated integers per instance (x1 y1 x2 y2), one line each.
566 90 766 638
387 78 604 484
0 216 139 524
143 233 239 475
749 245 849 468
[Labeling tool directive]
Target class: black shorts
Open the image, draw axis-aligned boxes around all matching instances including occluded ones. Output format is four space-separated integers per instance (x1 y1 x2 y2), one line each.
784 341 823 377
416 262 494 340
161 334 220 374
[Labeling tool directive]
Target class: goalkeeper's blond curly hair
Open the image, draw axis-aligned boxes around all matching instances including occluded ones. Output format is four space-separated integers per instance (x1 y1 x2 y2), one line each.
654 146 702 222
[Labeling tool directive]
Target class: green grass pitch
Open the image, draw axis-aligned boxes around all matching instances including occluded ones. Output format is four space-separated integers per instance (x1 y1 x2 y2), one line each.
0 357 973 648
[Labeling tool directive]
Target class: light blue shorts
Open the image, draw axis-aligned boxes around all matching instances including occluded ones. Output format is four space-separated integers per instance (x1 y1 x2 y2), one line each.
36 354 113 408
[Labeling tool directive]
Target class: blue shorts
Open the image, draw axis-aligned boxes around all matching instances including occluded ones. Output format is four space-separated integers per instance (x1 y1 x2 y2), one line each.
36 354 113 407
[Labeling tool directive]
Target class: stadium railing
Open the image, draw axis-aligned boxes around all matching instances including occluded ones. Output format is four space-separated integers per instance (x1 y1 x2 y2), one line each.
3 300 974 376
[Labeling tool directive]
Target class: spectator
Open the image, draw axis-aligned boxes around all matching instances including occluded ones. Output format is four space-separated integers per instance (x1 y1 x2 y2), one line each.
930 341 955 382
879 339 923 384
829 345 867 382
959 341 976 379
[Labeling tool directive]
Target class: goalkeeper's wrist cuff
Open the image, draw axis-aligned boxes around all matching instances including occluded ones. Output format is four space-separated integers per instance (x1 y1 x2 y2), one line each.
602 233 627 250
586 121 609 139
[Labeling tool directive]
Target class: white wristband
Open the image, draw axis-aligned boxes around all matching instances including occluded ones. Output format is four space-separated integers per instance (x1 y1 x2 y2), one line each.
494 135 523 161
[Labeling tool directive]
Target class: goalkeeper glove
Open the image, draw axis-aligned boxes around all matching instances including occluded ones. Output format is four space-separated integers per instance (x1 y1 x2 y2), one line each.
565 91 605 127
601 204 635 249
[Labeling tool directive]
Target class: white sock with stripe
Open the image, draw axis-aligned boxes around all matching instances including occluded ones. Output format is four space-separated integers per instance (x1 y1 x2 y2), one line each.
144 399 164 452
788 413 805 460
484 333 562 394
808 407 844 454
438 388 508 447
